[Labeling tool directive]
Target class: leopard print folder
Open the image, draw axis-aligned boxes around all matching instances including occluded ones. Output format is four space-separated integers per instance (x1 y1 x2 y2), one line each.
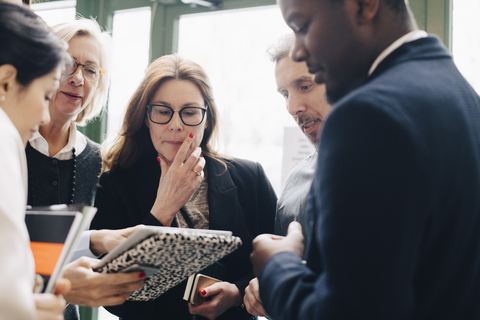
93 227 242 301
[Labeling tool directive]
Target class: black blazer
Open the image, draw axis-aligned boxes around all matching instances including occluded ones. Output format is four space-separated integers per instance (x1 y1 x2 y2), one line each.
259 36 480 320
92 156 276 320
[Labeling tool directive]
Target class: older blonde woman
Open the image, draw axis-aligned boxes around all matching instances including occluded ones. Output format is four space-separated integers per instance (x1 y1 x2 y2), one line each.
91 54 277 320
25 17 116 320
26 18 111 207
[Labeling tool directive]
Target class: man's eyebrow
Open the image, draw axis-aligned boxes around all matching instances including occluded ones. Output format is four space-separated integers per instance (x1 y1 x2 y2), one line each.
277 76 313 93
294 76 314 83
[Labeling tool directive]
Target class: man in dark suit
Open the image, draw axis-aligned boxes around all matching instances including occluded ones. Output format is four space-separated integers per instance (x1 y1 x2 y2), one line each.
251 0 480 319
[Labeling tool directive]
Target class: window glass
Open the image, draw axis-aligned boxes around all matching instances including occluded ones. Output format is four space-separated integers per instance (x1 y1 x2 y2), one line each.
107 7 151 138
178 5 298 194
33 1 76 26
452 0 480 94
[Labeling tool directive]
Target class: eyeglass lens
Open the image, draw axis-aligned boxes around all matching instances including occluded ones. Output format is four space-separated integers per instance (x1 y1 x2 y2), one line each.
69 62 102 82
149 106 206 126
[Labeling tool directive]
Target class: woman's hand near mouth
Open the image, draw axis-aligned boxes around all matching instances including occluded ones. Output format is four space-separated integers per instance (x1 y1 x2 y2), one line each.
150 133 205 226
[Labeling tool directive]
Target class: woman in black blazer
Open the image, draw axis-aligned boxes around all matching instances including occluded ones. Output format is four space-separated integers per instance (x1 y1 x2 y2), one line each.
91 54 276 320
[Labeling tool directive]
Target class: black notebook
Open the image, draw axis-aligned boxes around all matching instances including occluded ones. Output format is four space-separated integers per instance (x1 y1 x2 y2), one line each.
25 205 97 293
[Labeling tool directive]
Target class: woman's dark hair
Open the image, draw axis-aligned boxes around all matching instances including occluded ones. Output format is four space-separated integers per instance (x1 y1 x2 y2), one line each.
0 2 69 86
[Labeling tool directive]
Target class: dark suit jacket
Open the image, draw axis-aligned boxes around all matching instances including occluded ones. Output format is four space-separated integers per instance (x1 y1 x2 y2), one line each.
260 36 480 320
92 156 276 320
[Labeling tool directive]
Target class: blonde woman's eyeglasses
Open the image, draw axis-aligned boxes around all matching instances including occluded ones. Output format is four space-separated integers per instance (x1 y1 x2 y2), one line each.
68 61 105 82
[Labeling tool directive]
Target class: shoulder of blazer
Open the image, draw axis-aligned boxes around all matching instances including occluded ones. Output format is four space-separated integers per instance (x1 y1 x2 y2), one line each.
99 159 159 190
206 157 261 191
225 157 261 177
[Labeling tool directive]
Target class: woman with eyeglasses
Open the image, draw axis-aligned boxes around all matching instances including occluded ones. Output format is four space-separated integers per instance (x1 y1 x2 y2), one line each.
26 18 111 209
91 54 277 320
0 3 71 319
25 18 114 320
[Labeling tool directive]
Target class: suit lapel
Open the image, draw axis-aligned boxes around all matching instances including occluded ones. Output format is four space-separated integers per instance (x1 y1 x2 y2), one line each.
371 36 451 80
131 159 161 222
206 159 238 234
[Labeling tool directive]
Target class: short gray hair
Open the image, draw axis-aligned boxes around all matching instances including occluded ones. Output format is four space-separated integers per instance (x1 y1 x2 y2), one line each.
266 33 295 63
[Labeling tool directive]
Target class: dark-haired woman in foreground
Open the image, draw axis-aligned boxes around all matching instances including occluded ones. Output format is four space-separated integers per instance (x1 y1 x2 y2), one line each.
0 3 70 319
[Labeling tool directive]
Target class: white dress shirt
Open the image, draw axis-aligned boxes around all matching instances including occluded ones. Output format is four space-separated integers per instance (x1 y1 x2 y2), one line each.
0 107 37 320
29 121 87 159
368 30 428 76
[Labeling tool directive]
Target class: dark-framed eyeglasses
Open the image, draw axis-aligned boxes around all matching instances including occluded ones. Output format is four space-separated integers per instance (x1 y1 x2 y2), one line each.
67 61 105 82
146 105 208 126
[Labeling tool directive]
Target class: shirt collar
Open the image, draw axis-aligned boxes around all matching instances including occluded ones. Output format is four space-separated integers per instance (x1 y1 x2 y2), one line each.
29 122 86 159
368 30 428 76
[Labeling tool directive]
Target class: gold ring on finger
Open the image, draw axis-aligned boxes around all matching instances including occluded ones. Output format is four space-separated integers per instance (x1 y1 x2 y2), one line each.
192 169 201 176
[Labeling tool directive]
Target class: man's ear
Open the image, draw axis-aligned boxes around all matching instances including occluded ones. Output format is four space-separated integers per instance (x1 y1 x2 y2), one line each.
348 0 380 24
0 64 18 96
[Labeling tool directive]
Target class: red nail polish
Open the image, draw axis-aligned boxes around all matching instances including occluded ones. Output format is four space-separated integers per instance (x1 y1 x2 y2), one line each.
200 289 206 296
156 157 161 163
139 272 146 279
189 133 194 138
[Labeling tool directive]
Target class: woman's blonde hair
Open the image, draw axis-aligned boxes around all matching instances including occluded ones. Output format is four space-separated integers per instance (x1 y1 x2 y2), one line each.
52 17 112 126
102 54 227 173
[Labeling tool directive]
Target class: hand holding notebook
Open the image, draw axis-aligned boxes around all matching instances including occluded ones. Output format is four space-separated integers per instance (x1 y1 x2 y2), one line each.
93 226 242 301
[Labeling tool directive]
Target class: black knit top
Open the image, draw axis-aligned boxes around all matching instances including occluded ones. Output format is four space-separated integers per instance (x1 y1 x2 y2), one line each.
26 137 102 206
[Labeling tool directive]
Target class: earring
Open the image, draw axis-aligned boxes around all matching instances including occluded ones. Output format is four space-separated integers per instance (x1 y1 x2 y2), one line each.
0 96 5 102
